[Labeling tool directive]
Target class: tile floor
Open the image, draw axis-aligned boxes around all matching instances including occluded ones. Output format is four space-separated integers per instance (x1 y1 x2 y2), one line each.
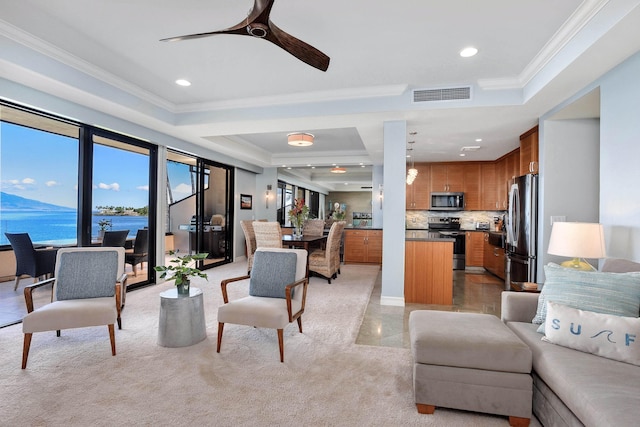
356 269 506 348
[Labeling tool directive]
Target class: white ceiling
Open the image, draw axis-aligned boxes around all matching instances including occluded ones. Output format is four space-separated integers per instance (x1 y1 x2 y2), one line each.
1 0 639 191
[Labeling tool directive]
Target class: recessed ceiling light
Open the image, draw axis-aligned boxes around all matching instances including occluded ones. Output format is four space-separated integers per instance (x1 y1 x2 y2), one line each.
459 153 466 157
175 79 191 87
459 47 478 58
475 138 482 142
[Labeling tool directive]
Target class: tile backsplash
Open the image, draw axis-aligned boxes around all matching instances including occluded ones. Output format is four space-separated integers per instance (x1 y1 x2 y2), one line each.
406 210 506 231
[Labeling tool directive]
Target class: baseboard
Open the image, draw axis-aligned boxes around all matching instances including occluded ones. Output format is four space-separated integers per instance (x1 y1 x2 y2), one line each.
380 296 405 306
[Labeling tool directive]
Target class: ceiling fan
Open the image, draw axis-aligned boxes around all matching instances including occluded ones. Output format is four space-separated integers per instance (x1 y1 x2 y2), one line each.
160 0 330 72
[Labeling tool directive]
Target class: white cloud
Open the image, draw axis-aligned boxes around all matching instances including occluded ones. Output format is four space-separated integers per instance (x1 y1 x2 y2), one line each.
97 182 120 191
45 180 59 187
22 177 36 184
136 185 149 191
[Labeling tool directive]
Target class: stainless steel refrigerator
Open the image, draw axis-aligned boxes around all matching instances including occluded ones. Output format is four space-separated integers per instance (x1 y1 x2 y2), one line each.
505 173 538 290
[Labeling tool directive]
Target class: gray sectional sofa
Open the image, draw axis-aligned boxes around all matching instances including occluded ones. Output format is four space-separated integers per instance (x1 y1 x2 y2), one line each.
501 258 640 427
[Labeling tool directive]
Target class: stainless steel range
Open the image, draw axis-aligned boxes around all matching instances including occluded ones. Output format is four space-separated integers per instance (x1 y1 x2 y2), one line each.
428 217 465 270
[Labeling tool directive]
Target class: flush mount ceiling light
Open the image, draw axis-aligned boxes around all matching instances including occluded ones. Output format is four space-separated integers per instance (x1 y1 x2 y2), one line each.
459 47 478 58
331 166 346 174
287 132 314 147
175 79 191 86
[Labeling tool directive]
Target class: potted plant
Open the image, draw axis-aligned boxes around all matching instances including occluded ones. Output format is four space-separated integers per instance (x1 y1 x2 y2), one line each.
97 218 112 238
154 251 209 296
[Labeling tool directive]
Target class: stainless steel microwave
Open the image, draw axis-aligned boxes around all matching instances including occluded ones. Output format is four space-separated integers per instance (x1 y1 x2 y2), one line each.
430 192 464 211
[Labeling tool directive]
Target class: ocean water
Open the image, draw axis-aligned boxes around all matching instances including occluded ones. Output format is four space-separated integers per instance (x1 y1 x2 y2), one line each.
0 210 148 246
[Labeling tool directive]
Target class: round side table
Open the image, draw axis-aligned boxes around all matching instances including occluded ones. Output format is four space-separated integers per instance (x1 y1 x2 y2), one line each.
158 287 206 348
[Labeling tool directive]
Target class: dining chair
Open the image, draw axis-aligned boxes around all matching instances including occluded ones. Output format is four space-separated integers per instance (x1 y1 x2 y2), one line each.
5 232 58 291
101 230 129 247
302 219 325 236
21 247 127 369
125 228 148 277
308 221 346 283
253 221 283 248
240 220 257 273
217 247 308 362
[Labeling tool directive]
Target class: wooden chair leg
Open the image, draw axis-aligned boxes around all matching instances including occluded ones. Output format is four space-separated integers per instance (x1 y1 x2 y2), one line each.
216 322 224 353
416 403 435 414
14 276 21 291
108 324 116 356
22 333 32 369
509 416 530 427
117 315 122 330
297 317 303 333
56 330 61 337
277 329 284 363
133 264 138 277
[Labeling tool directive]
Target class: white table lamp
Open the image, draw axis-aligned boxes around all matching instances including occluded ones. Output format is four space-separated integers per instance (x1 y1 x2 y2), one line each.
547 222 606 271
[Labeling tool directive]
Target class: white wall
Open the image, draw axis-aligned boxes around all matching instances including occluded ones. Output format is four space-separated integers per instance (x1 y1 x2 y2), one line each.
538 118 600 276
380 121 406 305
599 51 640 261
234 168 258 260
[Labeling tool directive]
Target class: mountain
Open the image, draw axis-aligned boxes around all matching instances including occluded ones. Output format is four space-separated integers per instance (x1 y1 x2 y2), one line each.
0 192 75 211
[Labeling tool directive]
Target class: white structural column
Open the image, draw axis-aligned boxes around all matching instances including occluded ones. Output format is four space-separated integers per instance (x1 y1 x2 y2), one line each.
381 121 406 306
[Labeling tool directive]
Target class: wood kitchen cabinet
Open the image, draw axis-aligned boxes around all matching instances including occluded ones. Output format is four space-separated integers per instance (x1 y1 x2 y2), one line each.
465 231 485 267
344 229 382 264
520 125 539 175
483 233 506 279
405 240 453 304
463 163 481 210
480 162 498 210
406 163 430 209
430 163 464 192
495 148 519 210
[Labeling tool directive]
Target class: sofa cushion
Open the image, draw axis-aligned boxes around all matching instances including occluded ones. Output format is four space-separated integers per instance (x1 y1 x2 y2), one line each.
532 263 640 333
543 301 640 366
507 321 640 427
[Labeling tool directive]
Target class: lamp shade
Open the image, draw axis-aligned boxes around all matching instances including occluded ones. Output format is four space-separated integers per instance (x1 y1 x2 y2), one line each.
548 222 606 259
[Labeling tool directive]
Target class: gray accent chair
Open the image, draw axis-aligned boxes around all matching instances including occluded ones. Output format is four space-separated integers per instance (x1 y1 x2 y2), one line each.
21 247 127 369
217 248 308 362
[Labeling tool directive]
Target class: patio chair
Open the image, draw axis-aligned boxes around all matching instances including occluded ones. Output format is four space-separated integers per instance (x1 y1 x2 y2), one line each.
217 248 308 362
5 232 58 291
101 230 129 247
21 247 127 369
125 229 148 277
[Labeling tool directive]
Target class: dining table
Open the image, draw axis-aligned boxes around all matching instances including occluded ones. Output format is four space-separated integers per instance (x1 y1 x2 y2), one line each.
281 234 328 277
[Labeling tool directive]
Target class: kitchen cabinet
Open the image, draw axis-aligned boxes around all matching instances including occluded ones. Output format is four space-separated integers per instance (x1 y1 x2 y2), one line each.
465 231 485 267
480 162 498 210
495 148 519 210
406 163 430 210
405 240 453 304
344 229 382 264
520 125 539 175
463 163 481 210
430 163 464 192
483 232 506 279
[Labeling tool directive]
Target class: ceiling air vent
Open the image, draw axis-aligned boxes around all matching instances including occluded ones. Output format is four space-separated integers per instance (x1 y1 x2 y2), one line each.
412 86 471 103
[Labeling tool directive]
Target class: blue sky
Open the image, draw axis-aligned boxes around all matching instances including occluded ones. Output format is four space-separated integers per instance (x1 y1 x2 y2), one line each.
1 122 152 209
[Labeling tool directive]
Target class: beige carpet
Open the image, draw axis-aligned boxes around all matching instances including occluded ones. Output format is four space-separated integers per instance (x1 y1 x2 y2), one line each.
0 261 510 426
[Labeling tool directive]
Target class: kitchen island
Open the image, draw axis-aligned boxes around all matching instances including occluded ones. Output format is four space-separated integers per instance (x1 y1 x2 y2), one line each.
405 231 454 304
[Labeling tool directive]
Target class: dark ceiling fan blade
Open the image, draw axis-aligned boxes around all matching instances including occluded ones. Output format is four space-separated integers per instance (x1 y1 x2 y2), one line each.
267 22 330 72
160 0 273 42
159 0 330 71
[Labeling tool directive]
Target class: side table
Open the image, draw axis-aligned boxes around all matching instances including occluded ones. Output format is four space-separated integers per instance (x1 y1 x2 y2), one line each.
158 287 206 348
510 281 542 293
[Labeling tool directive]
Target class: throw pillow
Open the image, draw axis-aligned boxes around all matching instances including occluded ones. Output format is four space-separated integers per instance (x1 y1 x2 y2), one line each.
56 251 119 300
532 263 640 333
249 251 297 299
543 301 640 366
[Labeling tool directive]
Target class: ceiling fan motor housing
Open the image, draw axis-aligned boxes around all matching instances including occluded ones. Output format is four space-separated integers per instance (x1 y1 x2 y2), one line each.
247 23 269 38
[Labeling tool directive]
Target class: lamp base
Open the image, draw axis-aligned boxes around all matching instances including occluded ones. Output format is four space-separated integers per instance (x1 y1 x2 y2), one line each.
560 258 596 271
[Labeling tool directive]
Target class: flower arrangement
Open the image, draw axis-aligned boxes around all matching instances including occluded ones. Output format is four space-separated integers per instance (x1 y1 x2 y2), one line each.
288 198 309 234
154 251 209 286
